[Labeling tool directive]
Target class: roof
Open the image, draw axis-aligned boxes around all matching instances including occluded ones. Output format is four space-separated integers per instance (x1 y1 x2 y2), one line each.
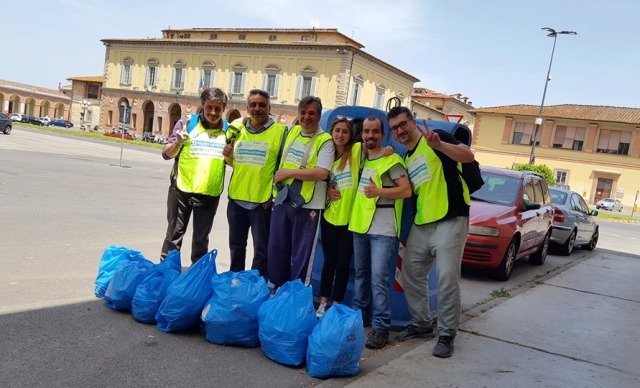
67 76 104 83
412 87 473 106
472 104 640 125
161 27 365 48
0 79 70 100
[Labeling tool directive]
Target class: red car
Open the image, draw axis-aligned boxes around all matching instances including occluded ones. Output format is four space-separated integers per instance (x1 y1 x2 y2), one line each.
463 166 554 280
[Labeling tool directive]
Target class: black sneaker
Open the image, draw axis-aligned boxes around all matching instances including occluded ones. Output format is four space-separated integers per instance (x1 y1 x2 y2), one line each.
395 325 435 341
432 335 455 358
365 330 388 349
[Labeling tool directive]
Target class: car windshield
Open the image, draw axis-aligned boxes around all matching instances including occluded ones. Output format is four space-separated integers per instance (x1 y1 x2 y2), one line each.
471 172 521 206
549 189 567 205
602 199 614 203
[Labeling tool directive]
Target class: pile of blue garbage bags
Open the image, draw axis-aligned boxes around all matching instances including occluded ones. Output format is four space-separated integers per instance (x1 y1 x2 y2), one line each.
95 245 365 379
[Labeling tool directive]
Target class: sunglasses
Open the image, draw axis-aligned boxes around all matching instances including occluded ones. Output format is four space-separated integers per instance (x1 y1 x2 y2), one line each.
335 115 353 122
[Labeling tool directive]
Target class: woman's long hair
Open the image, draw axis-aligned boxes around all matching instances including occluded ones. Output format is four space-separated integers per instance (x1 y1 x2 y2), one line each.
329 117 355 171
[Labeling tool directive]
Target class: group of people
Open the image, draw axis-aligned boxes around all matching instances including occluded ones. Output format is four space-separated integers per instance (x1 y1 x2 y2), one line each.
157 87 476 358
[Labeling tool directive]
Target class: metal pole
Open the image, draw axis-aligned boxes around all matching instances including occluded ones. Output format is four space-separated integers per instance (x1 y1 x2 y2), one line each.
119 106 128 167
529 33 558 165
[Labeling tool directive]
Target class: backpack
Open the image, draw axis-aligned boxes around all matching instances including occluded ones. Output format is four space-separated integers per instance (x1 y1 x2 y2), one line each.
459 160 484 194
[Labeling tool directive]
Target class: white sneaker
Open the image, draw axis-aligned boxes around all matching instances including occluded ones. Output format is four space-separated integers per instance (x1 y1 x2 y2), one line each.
316 303 327 318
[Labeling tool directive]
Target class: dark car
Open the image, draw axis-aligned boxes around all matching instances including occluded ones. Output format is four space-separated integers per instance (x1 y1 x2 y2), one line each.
27 116 45 126
50 119 73 128
0 113 12 134
549 187 599 255
463 166 554 280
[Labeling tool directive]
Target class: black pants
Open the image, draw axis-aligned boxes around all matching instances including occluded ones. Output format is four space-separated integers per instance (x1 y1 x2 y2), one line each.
319 217 353 303
161 185 220 264
227 199 271 278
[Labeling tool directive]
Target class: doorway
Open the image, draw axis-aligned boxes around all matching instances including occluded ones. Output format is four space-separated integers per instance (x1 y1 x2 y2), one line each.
594 178 613 203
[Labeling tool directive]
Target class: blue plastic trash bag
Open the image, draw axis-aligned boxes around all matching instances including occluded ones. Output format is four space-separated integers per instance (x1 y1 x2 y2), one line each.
307 304 365 378
131 250 182 323
257 279 317 366
95 246 146 299
104 256 155 311
156 249 217 332
202 270 270 347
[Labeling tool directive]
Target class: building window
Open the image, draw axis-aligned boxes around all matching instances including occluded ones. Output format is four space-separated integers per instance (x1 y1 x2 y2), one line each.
87 84 99 99
268 35 277 41
238 34 246 40
200 61 216 90
553 126 586 150
209 33 218 40
511 122 538 145
145 58 159 88
171 60 186 90
350 82 362 105
262 64 281 98
295 66 318 100
300 35 312 41
107 110 113 126
596 129 631 155
120 58 133 85
373 83 386 109
178 33 191 39
555 170 568 186
229 63 247 96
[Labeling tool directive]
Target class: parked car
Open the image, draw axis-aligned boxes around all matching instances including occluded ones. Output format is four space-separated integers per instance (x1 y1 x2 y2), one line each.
595 198 623 212
49 119 73 128
463 166 554 280
0 113 12 134
10 113 24 122
27 116 45 126
39 117 51 126
548 187 599 255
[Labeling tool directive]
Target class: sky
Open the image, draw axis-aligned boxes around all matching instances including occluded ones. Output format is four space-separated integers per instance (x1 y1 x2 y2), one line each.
3 0 639 108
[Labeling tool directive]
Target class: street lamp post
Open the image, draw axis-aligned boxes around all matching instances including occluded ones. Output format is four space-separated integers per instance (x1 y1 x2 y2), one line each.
80 99 91 131
528 27 577 165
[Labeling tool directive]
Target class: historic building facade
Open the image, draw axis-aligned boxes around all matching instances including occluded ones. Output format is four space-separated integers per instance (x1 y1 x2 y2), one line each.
66 76 103 130
100 28 419 137
472 104 640 207
0 79 70 119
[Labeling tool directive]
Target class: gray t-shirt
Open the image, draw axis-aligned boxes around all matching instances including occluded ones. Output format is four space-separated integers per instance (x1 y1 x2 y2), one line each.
368 162 407 237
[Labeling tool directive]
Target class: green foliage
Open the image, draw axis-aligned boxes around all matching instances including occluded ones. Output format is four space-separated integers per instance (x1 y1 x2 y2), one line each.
512 164 555 186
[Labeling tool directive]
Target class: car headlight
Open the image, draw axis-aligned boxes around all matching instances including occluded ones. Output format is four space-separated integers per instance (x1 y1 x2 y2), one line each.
469 225 500 237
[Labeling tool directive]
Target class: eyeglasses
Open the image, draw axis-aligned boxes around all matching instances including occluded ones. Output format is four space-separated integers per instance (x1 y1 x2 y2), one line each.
390 120 410 133
335 115 353 122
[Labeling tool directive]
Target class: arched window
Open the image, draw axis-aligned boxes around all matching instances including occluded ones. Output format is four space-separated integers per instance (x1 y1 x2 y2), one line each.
171 60 187 90
295 66 318 100
120 57 134 85
145 58 159 88
229 63 247 96
262 64 281 98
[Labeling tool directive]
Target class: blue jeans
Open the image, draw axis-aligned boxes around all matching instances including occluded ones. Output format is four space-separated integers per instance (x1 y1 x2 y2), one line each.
353 233 398 333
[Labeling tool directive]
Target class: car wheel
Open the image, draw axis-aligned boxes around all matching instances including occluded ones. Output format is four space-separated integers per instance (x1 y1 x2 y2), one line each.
558 230 576 256
3 125 10 134
493 239 518 281
581 228 599 251
619 207 623 212
529 232 550 265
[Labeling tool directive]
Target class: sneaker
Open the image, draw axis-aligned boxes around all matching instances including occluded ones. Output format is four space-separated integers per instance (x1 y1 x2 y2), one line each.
432 335 455 358
316 303 327 319
365 330 388 349
395 324 435 341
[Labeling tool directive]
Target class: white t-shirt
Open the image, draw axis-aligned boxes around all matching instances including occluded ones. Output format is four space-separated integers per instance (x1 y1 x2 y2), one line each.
302 128 334 209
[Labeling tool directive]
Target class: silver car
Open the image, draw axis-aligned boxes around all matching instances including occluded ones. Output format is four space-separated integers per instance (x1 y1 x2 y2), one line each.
549 187 599 255
595 197 623 212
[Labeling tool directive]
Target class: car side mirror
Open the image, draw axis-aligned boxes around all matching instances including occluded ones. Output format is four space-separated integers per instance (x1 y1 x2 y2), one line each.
524 201 542 210
591 209 598 216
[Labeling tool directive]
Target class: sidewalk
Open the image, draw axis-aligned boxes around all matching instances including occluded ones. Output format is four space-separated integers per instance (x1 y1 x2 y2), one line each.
334 251 640 387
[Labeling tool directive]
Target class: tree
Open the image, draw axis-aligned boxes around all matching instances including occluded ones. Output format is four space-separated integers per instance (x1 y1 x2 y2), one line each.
513 164 555 186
